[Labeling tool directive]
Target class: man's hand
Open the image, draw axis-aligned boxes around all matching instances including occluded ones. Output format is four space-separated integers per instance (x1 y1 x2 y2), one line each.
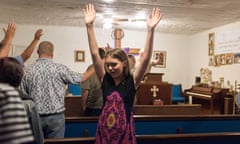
34 29 43 40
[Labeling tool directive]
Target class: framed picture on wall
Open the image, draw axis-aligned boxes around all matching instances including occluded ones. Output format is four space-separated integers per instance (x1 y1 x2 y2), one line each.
208 56 214 66
214 54 221 67
152 50 166 68
208 32 215 56
225 53 233 64
74 50 85 62
234 53 240 64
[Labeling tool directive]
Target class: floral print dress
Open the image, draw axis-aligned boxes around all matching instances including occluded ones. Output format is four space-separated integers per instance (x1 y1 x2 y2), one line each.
95 73 137 144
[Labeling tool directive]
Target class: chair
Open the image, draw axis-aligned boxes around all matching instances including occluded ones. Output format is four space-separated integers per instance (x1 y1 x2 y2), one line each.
172 84 185 104
68 84 82 96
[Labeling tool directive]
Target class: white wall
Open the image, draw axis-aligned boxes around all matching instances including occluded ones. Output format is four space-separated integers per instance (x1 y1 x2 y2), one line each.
0 23 190 89
189 22 240 89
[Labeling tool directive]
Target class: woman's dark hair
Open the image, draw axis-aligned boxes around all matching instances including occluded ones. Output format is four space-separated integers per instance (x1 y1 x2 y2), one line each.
0 57 24 87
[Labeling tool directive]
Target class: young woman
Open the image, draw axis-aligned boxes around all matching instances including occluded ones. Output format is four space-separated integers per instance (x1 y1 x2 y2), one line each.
84 4 162 143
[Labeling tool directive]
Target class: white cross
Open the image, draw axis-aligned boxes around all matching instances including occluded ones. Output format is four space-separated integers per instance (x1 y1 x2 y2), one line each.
150 85 159 97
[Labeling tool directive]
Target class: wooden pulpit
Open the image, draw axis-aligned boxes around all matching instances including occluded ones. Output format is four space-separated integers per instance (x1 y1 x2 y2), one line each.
143 73 164 83
135 73 172 105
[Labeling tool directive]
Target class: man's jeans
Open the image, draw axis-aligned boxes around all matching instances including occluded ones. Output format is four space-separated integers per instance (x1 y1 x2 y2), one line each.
40 112 65 138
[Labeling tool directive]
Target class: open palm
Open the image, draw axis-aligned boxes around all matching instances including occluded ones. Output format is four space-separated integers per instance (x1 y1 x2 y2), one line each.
147 7 162 29
83 4 96 25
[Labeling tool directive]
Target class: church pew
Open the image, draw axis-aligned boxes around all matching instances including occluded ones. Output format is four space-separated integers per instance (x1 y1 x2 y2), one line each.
65 115 240 137
65 96 83 117
138 132 240 144
65 96 202 117
45 132 240 144
134 104 201 115
45 137 95 144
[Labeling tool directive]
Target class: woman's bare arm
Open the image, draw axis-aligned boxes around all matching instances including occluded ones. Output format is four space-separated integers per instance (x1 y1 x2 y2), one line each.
133 8 162 88
83 4 105 82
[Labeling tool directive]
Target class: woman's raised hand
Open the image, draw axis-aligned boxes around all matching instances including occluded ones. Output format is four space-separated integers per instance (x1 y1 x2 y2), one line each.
147 7 163 29
83 4 96 25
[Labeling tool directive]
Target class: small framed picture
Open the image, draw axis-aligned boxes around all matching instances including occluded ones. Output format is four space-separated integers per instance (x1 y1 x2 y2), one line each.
214 54 221 67
225 53 233 65
220 54 226 65
153 50 166 68
208 33 215 56
234 53 240 64
75 50 85 62
208 56 214 66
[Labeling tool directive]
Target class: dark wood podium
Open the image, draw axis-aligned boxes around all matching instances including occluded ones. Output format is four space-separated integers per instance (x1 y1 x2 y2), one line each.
135 73 172 105
143 73 164 83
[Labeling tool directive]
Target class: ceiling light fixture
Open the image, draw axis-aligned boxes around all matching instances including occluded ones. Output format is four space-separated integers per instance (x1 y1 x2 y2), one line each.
103 18 112 29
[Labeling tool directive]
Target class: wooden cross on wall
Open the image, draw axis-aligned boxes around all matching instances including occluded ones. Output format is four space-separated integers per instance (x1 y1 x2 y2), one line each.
112 28 140 54
112 28 124 48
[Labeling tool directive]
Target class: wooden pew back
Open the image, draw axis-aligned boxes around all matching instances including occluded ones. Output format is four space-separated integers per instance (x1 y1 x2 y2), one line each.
134 104 201 115
65 96 202 117
45 132 240 144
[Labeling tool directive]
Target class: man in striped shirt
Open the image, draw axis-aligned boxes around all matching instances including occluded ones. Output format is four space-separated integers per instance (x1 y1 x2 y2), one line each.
0 57 35 144
0 83 34 144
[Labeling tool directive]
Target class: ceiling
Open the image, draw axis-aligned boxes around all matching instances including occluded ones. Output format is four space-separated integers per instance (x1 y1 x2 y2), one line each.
0 0 240 35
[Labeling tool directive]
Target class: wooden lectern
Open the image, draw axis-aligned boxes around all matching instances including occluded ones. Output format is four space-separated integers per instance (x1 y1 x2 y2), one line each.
142 73 164 83
135 73 172 105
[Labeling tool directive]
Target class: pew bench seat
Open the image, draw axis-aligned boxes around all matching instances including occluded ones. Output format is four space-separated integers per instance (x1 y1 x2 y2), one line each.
45 132 240 144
